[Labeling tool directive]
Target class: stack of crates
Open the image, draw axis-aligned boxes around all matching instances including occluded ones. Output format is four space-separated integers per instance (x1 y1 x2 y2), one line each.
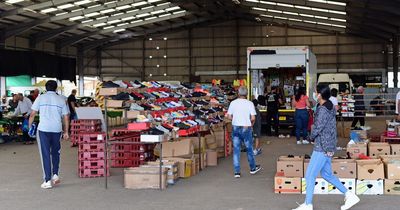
110 130 156 168
78 132 109 178
70 119 102 146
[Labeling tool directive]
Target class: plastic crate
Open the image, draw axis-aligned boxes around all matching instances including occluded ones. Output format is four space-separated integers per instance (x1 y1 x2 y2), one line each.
79 143 105 152
111 129 140 137
127 122 151 131
79 168 109 178
110 159 143 168
110 152 144 160
78 151 105 160
78 132 106 143
110 135 141 142
79 160 106 169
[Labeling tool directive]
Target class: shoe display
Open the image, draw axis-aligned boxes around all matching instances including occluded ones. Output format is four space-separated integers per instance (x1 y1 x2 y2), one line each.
292 203 313 210
341 191 360 210
112 92 130 100
102 81 120 88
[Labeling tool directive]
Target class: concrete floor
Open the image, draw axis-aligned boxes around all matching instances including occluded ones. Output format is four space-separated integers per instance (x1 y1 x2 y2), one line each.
0 120 398 210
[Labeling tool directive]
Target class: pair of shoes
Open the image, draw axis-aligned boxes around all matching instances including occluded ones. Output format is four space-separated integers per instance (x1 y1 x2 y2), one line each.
41 175 60 189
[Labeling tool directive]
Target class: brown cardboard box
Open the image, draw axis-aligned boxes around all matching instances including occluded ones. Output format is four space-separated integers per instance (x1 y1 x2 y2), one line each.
200 125 209 131
391 144 400 155
126 110 144 119
99 87 120 96
368 142 391 157
331 159 357 178
379 155 400 162
277 156 304 177
106 100 123 108
206 150 218 166
347 143 367 159
384 179 400 195
208 142 218 150
124 167 167 189
205 134 216 145
213 129 225 148
161 140 194 158
356 159 385 180
274 172 302 194
144 161 178 185
181 137 206 154
383 157 400 179
164 157 192 178
217 147 225 158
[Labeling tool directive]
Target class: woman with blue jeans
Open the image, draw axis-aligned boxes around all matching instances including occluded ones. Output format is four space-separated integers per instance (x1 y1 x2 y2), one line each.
292 88 311 145
293 85 360 210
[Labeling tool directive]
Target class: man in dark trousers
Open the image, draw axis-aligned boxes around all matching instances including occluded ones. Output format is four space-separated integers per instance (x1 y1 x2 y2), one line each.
67 89 78 121
266 86 282 136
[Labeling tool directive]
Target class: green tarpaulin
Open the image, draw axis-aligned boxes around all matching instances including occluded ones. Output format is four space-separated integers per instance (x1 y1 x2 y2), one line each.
6 75 32 87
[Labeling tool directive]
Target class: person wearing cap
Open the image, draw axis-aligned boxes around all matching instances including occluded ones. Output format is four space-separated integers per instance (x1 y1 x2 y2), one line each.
29 80 70 189
351 86 365 129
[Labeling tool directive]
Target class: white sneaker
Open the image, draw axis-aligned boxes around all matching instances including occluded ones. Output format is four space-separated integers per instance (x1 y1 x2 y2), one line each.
297 141 302 145
286 134 291 138
292 203 313 210
341 191 360 210
279 134 285 138
302 140 310 144
52 174 60 186
41 181 52 189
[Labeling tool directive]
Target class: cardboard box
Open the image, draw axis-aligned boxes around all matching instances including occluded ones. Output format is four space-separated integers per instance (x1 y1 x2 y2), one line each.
369 142 391 157
384 179 400 195
124 167 167 190
213 128 225 148
356 179 384 195
162 140 194 158
182 137 206 154
328 178 356 194
208 142 218 150
277 156 304 177
385 160 400 179
126 110 144 119
391 144 400 155
200 125 209 131
205 134 216 145
331 159 357 178
99 87 120 96
274 172 301 194
106 100 124 108
140 134 166 143
356 159 385 180
144 161 178 185
192 156 199 176
379 155 400 162
164 157 192 178
206 150 218 166
347 143 367 159
301 178 329 194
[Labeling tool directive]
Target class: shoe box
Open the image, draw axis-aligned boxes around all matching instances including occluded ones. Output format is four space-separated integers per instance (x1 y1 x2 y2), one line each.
356 159 385 180
368 142 391 157
277 156 304 178
301 178 329 194
274 172 301 194
327 178 356 194
356 179 384 195
384 179 400 195
347 143 367 159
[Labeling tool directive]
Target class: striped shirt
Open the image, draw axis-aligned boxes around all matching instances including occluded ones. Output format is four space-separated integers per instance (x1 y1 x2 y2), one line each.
31 91 69 133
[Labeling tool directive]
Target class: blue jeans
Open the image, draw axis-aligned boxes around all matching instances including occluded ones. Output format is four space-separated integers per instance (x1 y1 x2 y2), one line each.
232 126 256 173
305 151 348 204
295 109 309 141
37 131 62 182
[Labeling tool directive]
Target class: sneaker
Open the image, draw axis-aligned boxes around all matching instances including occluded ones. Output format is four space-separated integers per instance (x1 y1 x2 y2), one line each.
250 165 262 175
234 173 241 178
297 141 302 145
341 191 360 210
278 134 285 138
302 140 310 144
286 134 290 138
292 203 313 210
52 174 60 185
253 148 262 156
41 181 52 189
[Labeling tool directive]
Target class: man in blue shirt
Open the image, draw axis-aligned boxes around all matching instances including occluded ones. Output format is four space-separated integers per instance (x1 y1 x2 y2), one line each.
29 80 70 189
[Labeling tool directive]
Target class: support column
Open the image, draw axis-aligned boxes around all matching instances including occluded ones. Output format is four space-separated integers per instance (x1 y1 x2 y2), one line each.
335 32 339 73
236 19 240 79
77 46 84 96
96 47 102 81
0 77 6 97
393 35 399 88
188 28 193 83
384 44 389 88
141 38 145 81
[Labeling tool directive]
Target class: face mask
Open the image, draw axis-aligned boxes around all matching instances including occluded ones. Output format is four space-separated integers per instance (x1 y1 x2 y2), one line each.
313 92 318 102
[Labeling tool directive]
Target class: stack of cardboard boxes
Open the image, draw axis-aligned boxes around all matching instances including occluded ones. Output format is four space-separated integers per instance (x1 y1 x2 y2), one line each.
275 142 400 195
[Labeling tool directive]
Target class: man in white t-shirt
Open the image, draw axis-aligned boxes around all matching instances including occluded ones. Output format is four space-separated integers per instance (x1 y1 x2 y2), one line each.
227 86 261 178
396 90 400 119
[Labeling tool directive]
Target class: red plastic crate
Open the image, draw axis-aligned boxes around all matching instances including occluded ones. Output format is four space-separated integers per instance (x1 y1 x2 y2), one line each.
110 135 140 142
111 129 140 137
79 168 109 178
79 143 105 152
78 132 106 143
79 160 106 169
110 152 144 160
127 122 151 131
110 159 143 168
78 151 105 160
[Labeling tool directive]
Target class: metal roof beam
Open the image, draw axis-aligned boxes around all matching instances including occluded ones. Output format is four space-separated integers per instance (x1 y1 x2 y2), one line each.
58 11 189 48
0 18 48 41
0 0 76 18
30 2 175 44
253 0 346 11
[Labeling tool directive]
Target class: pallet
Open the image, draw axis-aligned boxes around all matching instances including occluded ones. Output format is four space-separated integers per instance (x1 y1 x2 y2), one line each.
79 160 106 169
78 151 105 160
79 168 109 178
79 143 105 152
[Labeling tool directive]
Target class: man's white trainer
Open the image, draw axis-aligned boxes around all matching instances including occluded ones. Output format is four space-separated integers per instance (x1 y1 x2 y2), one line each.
341 191 360 210
41 181 52 189
292 203 313 210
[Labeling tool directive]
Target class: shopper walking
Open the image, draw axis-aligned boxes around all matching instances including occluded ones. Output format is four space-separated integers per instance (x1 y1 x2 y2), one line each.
292 88 311 145
227 86 261 178
252 99 262 156
292 84 360 210
29 80 70 189
13 93 34 144
351 86 365 129
265 86 282 136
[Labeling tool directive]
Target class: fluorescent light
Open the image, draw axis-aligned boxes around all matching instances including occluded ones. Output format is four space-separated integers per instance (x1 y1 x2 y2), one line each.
82 19 93 23
69 16 85 21
253 7 266 11
127 9 139 13
159 13 171 17
41 8 58 13
122 16 135 21
104 0 117 5
5 0 24 4
88 4 101 8
145 16 156 21
117 23 128 26
137 13 150 18
85 12 99 17
131 20 143 23
113 29 126 33
142 6 154 10
132 1 147 7
108 19 122 24
101 9 115 14
151 10 164 14
173 10 185 14
72 8 84 12
116 5 131 10
75 0 91 6
165 6 180 11
149 0 162 2
93 23 106 27
57 3 74 9
104 25 115 30
56 12 68 16
112 13 124 17
96 16 108 20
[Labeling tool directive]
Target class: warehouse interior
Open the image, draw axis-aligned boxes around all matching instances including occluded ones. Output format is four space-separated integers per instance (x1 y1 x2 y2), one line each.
1 0 400 210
